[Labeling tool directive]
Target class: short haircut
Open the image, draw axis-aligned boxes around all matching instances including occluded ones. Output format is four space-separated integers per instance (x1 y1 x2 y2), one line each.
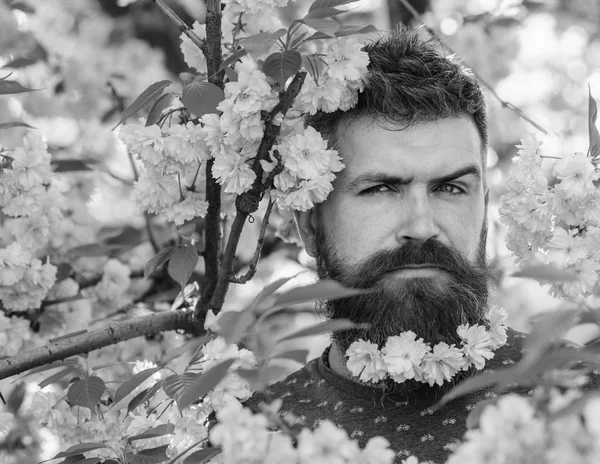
306 25 488 171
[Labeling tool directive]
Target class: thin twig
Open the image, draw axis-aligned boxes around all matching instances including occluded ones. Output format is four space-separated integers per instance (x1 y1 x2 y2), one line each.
151 0 208 58
397 0 554 135
230 199 275 284
0 310 199 381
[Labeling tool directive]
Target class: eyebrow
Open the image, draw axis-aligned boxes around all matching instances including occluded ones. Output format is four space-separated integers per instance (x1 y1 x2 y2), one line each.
347 164 482 189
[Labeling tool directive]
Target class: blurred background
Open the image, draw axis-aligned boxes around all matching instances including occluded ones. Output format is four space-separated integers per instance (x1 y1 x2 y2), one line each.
2 0 600 356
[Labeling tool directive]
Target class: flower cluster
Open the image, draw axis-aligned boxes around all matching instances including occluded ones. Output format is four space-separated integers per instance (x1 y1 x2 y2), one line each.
118 120 211 225
500 134 600 298
447 389 600 463
345 306 508 386
295 37 370 115
210 401 397 464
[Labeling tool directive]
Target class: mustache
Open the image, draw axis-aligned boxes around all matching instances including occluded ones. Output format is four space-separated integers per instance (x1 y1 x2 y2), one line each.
328 238 488 289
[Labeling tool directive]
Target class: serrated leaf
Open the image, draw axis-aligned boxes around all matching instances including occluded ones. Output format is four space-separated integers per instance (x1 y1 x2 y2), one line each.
183 447 222 464
240 29 286 60
589 86 600 159
277 319 368 343
51 159 94 172
146 93 179 126
144 246 177 279
511 264 579 282
181 79 224 117
0 79 37 94
113 367 163 406
308 0 360 11
301 18 339 37
263 50 302 87
39 366 78 389
162 373 199 401
269 349 309 364
168 245 199 289
128 423 175 442
127 445 169 464
273 279 367 308
67 376 106 411
0 121 34 130
178 359 235 410
45 443 108 462
304 6 346 19
112 79 172 130
127 381 163 415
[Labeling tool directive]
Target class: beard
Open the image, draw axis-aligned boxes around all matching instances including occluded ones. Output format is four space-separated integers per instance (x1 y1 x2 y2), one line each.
314 213 491 366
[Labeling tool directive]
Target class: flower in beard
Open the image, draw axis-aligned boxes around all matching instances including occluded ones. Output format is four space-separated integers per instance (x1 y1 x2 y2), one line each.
422 342 467 386
458 324 494 370
381 331 430 382
346 339 386 383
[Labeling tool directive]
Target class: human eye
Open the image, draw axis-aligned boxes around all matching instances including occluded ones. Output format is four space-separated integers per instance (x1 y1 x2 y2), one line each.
436 183 466 195
359 184 394 195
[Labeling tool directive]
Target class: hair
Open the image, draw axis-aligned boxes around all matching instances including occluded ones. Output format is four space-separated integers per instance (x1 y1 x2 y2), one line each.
306 25 488 171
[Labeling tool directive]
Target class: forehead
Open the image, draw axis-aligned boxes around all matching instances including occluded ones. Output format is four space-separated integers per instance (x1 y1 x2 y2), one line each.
334 116 484 183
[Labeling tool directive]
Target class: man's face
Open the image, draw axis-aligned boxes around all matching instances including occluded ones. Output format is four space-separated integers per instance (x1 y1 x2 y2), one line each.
297 116 490 352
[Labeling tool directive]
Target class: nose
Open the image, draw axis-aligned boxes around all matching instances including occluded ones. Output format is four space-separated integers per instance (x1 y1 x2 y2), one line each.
395 192 440 243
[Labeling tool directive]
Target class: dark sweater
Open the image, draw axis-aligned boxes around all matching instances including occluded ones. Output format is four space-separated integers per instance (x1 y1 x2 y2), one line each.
247 329 533 464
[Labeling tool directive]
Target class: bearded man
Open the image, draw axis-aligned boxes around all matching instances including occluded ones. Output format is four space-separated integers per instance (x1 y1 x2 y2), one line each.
248 26 527 463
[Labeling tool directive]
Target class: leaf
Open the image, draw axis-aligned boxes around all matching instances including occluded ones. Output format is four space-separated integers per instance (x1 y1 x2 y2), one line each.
247 274 301 311
305 7 346 19
146 93 179 126
302 54 327 82
128 424 175 442
301 18 340 37
103 226 144 248
162 372 199 401
308 0 360 10
183 447 222 464
113 367 163 406
38 366 78 389
277 319 368 343
21 359 80 378
45 443 108 462
168 245 199 289
51 159 94 172
262 50 302 87
333 24 379 37
161 334 212 365
127 381 163 415
269 349 309 365
589 85 600 159
272 279 367 308
112 79 172 130
67 376 106 411
55 262 73 282
218 48 248 71
0 121 35 130
218 310 255 345
127 445 169 464
510 264 579 283
68 243 109 258
72 459 101 464
6 382 26 414
181 79 224 117
144 246 177 279
0 79 37 95
178 359 235 410
240 29 286 60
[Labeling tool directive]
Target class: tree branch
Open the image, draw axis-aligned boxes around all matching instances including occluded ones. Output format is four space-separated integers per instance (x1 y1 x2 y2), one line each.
206 72 306 313
230 198 275 284
0 310 199 381
199 0 225 312
151 0 208 58
397 0 554 135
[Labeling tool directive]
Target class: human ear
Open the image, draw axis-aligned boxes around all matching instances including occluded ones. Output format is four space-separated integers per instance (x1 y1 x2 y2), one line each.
294 208 319 258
